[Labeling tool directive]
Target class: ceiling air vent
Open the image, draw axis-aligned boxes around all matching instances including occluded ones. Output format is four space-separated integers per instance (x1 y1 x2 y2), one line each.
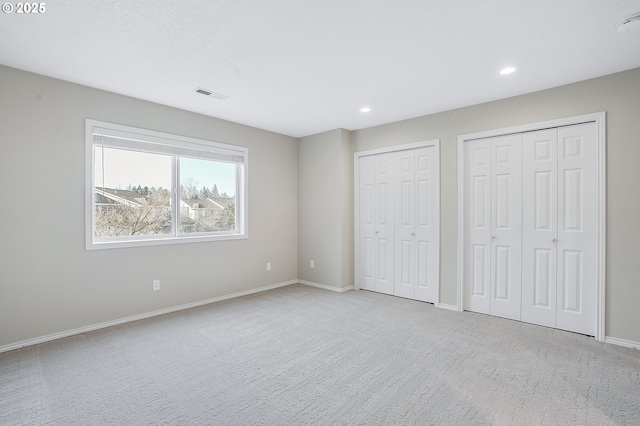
195 87 228 100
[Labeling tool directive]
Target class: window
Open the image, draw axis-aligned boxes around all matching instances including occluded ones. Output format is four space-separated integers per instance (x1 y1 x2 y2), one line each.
85 119 247 249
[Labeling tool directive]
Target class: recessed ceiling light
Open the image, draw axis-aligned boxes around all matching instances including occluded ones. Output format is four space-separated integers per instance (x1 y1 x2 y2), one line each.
499 67 516 75
360 107 371 113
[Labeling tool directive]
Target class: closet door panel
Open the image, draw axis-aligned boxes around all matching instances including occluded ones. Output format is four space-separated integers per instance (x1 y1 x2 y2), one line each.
522 129 558 328
464 139 491 314
359 155 377 291
415 146 436 302
375 153 395 295
463 122 598 336
394 150 416 299
556 123 597 336
359 144 439 302
490 134 522 320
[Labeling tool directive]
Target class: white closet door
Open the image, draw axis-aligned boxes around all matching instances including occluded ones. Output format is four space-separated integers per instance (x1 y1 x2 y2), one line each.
394 150 416 299
464 138 492 314
375 153 395 295
465 135 522 319
463 122 598 335
358 143 439 302
414 146 437 303
359 155 376 291
522 129 558 328
490 134 522 320
556 123 597 335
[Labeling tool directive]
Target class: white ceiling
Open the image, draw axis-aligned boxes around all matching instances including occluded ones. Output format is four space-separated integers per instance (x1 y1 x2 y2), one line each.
1 1 640 138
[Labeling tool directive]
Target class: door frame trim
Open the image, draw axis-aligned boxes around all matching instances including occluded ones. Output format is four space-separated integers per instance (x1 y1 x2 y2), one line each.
456 112 606 341
354 140 441 305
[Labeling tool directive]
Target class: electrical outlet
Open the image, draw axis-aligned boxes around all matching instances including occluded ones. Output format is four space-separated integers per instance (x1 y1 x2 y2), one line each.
152 280 160 291
266 262 271 271
310 260 315 269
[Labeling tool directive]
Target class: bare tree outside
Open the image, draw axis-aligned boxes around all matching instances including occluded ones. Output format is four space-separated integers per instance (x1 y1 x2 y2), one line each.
178 157 237 233
181 178 200 200
94 187 171 237
179 180 235 233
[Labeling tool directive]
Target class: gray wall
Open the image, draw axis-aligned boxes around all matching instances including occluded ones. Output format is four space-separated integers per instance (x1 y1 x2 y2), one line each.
0 65 299 348
339 129 354 288
298 129 353 289
2 63 639 349
352 67 640 343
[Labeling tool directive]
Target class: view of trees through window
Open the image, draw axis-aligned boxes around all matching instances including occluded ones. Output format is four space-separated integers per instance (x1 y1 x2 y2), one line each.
94 148 236 238
178 179 236 234
95 185 172 237
179 157 236 234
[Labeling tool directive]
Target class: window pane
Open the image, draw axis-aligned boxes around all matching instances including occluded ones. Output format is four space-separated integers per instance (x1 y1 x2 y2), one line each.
179 157 236 234
94 147 172 237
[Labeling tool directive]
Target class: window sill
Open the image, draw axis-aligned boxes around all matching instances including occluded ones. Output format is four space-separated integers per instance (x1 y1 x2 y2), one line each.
86 232 248 250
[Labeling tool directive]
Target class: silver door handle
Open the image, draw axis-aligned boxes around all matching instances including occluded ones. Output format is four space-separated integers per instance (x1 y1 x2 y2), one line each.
411 233 415 236
491 236 496 239
552 239 557 243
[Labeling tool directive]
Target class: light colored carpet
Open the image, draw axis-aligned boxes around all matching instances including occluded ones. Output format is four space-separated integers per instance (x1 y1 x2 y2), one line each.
1 284 639 425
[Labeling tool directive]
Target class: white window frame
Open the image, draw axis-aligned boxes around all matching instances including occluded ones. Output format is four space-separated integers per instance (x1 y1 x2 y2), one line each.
85 119 248 250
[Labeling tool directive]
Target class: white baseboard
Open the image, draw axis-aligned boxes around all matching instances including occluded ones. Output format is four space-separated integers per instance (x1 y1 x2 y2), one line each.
604 336 640 350
0 280 298 354
436 303 459 312
16 279 632 355
298 280 354 293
